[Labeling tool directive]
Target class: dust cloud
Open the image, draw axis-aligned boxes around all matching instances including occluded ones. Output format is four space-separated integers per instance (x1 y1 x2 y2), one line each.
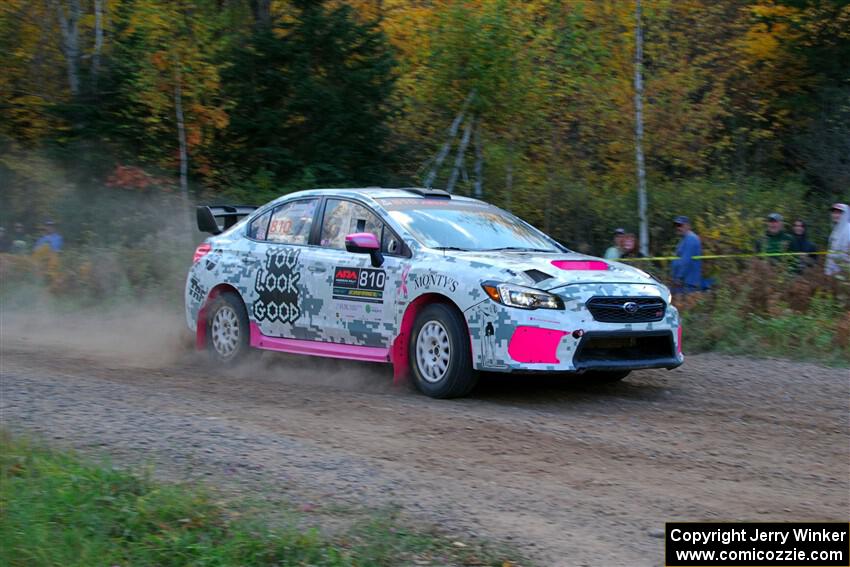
1 299 193 368
0 172 396 392
0 293 398 393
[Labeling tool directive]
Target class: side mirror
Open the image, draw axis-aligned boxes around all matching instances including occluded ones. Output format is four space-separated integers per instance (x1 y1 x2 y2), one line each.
196 206 222 235
345 232 384 267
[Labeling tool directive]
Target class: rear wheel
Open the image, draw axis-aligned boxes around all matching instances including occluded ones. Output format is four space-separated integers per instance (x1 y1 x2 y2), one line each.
206 293 250 363
410 304 478 399
587 370 631 383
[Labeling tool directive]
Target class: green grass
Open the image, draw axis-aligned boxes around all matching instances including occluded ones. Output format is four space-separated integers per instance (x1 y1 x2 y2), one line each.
0 433 520 567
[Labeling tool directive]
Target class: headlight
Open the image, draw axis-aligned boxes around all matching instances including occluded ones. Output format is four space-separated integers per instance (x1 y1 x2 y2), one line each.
481 282 564 310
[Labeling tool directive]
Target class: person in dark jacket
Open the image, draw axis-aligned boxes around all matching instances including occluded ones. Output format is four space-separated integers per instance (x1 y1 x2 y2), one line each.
756 213 793 259
789 219 816 273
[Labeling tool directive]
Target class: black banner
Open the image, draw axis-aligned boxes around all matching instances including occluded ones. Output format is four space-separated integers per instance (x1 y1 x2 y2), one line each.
666 522 849 566
332 266 386 303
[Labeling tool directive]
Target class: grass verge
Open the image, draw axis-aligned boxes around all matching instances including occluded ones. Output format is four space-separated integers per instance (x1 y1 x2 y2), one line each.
0 432 521 566
677 265 849 366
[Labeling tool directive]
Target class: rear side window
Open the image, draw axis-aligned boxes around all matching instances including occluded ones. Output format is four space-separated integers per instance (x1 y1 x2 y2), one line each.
247 210 271 240
267 199 318 245
320 199 384 250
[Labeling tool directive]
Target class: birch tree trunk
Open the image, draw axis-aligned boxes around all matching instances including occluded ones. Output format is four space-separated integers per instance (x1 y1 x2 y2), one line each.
174 72 190 211
446 116 473 193
92 0 104 89
423 90 474 188
473 120 483 198
634 0 650 256
51 0 81 97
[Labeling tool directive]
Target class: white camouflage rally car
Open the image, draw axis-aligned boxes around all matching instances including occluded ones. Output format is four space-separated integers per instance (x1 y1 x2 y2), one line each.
186 188 683 398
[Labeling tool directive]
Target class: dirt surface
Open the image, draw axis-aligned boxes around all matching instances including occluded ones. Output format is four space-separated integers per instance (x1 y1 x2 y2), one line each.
2 335 848 566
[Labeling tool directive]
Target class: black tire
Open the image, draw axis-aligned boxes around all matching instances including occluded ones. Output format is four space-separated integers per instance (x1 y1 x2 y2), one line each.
409 303 478 399
587 370 631 383
206 292 251 364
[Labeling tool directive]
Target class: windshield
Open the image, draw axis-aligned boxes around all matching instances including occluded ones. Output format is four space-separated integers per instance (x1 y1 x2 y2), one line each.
379 198 563 252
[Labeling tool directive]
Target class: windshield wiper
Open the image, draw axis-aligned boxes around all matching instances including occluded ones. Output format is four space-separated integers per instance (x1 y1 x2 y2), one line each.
432 246 471 252
481 247 556 252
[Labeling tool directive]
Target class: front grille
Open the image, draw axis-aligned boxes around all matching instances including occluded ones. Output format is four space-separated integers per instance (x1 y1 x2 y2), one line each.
586 296 666 323
574 332 675 364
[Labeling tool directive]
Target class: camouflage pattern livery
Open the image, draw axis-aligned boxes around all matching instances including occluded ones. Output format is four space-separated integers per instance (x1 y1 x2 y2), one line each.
186 188 683 374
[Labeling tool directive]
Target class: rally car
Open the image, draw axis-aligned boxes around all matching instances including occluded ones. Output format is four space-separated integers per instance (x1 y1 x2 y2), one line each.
186 188 683 398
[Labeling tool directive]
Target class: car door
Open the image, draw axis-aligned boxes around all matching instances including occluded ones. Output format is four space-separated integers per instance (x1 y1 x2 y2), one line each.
303 198 404 348
243 198 320 340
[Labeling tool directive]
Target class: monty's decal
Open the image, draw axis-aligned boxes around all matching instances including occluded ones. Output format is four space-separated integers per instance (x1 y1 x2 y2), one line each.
411 273 459 293
333 266 385 303
253 248 301 323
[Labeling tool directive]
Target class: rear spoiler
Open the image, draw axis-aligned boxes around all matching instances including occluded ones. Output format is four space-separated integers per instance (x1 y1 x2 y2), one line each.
196 205 258 235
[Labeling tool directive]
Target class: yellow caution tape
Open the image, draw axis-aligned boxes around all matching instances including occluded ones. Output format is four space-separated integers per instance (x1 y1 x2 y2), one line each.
617 251 835 262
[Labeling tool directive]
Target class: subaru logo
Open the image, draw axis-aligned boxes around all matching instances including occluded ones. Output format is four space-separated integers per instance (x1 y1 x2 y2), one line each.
623 301 639 314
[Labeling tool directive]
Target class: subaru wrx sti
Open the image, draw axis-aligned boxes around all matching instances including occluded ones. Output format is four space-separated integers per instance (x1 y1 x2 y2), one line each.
186 188 682 398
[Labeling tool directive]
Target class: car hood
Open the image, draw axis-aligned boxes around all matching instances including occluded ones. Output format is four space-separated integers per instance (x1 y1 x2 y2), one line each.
440 250 661 290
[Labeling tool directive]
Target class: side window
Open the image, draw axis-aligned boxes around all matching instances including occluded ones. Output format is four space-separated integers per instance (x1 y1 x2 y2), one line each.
247 210 271 240
320 199 383 250
267 199 318 245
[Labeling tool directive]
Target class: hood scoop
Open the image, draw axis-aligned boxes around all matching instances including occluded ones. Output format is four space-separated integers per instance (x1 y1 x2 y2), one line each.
524 269 554 283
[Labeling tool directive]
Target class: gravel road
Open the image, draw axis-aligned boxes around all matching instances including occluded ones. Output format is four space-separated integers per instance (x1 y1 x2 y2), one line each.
2 334 848 566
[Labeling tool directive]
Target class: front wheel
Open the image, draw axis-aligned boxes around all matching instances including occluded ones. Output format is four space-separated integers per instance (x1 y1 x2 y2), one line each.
409 304 478 398
206 293 251 364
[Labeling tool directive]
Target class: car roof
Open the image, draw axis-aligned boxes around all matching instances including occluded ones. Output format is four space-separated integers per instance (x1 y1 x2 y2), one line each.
267 187 481 207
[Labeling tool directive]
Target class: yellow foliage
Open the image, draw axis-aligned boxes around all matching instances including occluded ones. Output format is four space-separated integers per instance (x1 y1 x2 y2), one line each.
695 210 765 254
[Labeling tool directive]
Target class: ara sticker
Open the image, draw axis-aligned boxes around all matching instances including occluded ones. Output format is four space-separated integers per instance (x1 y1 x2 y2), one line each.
333 267 386 303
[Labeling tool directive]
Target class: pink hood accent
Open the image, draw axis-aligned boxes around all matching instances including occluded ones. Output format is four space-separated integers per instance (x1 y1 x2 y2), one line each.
551 260 609 271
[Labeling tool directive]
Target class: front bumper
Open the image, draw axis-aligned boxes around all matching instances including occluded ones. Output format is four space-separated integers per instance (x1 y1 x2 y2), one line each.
465 283 683 373
572 330 682 372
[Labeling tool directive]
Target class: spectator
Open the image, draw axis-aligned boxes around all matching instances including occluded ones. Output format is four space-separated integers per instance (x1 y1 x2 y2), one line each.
620 233 645 259
671 216 702 294
33 219 63 252
756 213 792 258
10 222 29 254
604 228 625 260
826 203 849 277
789 219 816 273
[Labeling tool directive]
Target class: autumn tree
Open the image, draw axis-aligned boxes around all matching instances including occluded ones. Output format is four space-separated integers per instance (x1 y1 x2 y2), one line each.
93 0 231 204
